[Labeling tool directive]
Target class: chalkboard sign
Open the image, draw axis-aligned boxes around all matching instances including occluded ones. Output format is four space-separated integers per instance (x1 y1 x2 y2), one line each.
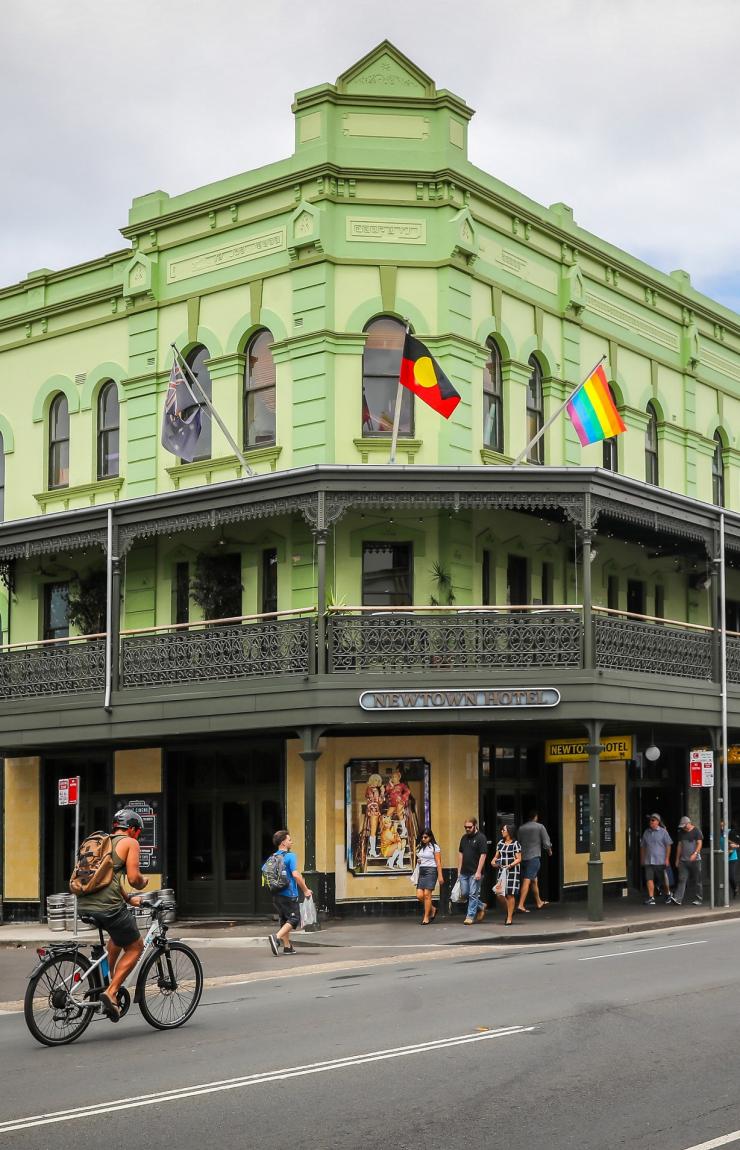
114 794 162 873
575 785 616 854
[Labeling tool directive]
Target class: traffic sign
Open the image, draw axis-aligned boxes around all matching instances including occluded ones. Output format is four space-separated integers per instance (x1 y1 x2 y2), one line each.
689 750 714 788
58 776 79 805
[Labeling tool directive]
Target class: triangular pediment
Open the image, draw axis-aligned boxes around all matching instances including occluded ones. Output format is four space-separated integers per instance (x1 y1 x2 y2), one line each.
337 41 435 98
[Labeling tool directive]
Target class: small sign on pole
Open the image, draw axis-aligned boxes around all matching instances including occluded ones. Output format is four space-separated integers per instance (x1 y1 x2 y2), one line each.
689 750 714 788
58 777 79 805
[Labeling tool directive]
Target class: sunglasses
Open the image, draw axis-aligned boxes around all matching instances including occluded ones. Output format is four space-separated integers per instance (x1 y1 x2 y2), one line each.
464 825 474 831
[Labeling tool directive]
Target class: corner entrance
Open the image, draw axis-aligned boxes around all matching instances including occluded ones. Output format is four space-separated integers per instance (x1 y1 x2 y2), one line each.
169 741 283 918
479 741 559 903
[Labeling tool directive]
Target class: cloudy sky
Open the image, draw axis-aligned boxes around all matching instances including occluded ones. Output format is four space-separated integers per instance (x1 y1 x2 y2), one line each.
3 0 740 312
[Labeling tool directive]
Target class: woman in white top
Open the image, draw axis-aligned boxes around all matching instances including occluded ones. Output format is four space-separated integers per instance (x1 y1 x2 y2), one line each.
415 828 444 924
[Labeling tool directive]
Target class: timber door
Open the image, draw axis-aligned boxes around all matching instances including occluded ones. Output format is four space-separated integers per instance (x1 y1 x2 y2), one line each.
172 742 283 918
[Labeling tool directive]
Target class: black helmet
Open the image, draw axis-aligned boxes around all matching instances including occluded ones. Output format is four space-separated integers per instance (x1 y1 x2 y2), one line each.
112 807 144 832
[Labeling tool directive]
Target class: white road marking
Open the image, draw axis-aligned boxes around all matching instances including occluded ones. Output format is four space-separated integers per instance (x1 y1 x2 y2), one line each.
680 1131 740 1149
0 1026 533 1134
578 940 707 961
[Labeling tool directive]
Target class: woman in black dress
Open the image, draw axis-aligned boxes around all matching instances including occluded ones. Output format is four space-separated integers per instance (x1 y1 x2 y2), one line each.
491 823 522 926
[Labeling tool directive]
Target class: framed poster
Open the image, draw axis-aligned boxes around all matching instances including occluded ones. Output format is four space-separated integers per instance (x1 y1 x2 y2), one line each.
113 794 162 873
345 758 430 876
575 785 615 854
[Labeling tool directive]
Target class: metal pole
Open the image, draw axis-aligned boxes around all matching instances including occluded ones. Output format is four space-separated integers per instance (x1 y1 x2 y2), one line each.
586 720 604 922
388 322 411 466
720 512 729 906
316 530 327 675
512 354 607 467
73 777 80 937
104 507 113 712
171 344 254 476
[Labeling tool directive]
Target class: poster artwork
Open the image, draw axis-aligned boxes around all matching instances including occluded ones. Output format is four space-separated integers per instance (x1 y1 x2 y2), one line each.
346 758 430 875
114 794 161 873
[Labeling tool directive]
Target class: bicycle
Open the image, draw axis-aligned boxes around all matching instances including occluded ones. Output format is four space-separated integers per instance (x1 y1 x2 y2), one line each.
24 891 204 1046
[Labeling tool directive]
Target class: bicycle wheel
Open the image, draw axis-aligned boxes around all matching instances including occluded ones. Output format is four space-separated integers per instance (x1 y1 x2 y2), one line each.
24 952 95 1047
137 942 203 1030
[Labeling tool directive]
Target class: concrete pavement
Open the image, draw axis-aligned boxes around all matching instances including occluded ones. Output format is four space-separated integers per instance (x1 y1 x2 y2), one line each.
3 895 740 949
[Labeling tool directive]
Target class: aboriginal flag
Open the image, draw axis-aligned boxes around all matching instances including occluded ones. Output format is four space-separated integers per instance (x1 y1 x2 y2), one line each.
399 334 461 419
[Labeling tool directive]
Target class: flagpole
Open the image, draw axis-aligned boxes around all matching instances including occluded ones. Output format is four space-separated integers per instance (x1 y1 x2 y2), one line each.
511 354 607 467
388 321 411 465
171 343 254 477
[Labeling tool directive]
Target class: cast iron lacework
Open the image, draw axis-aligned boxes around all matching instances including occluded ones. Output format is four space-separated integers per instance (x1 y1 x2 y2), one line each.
590 496 713 550
118 496 318 552
328 610 582 673
0 638 105 698
726 635 740 684
594 615 713 679
0 530 107 563
120 616 314 687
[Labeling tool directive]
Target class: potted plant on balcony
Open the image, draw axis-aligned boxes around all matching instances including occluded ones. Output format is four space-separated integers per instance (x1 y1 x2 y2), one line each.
429 562 458 667
68 570 107 636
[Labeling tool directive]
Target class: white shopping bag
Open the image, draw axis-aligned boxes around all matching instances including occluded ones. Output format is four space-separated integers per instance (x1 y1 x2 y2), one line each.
450 878 463 903
299 897 317 928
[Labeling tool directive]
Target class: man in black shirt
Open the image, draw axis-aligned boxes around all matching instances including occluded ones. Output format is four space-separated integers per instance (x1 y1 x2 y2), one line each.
669 816 703 906
457 818 489 925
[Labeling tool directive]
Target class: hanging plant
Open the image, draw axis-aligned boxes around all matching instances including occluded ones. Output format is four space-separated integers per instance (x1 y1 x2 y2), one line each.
190 553 244 621
68 570 107 635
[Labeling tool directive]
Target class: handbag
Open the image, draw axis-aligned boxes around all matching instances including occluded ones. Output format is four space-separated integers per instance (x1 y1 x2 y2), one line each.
493 867 507 896
410 864 420 886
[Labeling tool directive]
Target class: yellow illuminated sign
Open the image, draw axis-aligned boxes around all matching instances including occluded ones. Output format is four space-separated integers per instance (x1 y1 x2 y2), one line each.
545 736 633 763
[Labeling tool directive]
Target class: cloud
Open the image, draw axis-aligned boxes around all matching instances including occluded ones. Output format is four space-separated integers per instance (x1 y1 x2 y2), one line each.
2 0 739 313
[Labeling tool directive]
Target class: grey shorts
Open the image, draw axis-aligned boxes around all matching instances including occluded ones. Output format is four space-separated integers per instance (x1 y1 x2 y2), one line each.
84 904 140 948
644 864 667 883
521 857 541 881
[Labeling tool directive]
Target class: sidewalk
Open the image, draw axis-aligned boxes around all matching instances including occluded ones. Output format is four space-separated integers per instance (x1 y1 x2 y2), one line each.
3 897 740 950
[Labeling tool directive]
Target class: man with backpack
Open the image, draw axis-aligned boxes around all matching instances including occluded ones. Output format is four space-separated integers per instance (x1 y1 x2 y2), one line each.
263 829 312 956
73 809 149 1021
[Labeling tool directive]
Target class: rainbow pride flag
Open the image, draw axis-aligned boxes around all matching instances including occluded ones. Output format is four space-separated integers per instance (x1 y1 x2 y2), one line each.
566 363 626 446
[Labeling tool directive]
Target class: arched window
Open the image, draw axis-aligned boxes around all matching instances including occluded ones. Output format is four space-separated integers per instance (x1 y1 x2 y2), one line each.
97 381 120 480
244 330 276 448
483 339 504 453
0 432 5 522
361 317 411 437
187 345 212 461
645 403 659 485
526 355 544 464
713 431 725 507
602 386 619 472
48 393 69 489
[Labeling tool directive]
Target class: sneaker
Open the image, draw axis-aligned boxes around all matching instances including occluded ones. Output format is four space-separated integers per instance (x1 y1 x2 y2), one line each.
643 897 656 906
268 934 280 956
475 906 487 922
691 899 703 906
665 896 673 905
463 917 474 925
283 946 297 955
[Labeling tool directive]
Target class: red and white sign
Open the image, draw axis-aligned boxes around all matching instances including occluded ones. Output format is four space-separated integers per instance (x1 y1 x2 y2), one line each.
58 776 79 806
689 750 714 788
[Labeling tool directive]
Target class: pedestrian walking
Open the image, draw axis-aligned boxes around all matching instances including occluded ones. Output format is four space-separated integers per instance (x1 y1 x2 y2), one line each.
491 823 522 926
415 828 444 924
516 810 552 913
720 820 739 898
640 813 672 905
263 829 312 956
457 817 489 925
668 816 703 906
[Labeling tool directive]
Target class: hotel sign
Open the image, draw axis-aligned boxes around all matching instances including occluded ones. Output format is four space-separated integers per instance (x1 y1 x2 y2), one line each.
359 687 560 712
544 736 633 763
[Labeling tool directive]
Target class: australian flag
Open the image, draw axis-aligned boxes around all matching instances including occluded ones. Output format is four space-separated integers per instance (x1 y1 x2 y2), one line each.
161 359 203 462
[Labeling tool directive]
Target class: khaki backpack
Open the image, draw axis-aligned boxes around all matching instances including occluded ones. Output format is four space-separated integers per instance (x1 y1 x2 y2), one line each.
69 832 115 895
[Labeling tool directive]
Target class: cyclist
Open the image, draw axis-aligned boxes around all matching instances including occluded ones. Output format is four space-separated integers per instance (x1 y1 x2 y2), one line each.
76 808 149 1021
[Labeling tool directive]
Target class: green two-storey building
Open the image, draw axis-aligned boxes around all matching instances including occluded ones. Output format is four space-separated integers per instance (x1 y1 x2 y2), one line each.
2 42 740 921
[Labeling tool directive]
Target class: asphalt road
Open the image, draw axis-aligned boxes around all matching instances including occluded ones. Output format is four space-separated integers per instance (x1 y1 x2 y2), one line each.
2 923 740 1150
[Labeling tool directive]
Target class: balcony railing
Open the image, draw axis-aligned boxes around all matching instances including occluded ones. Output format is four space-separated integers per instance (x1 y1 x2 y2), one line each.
0 633 106 698
0 606 738 700
327 606 583 673
593 607 714 681
120 609 315 688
